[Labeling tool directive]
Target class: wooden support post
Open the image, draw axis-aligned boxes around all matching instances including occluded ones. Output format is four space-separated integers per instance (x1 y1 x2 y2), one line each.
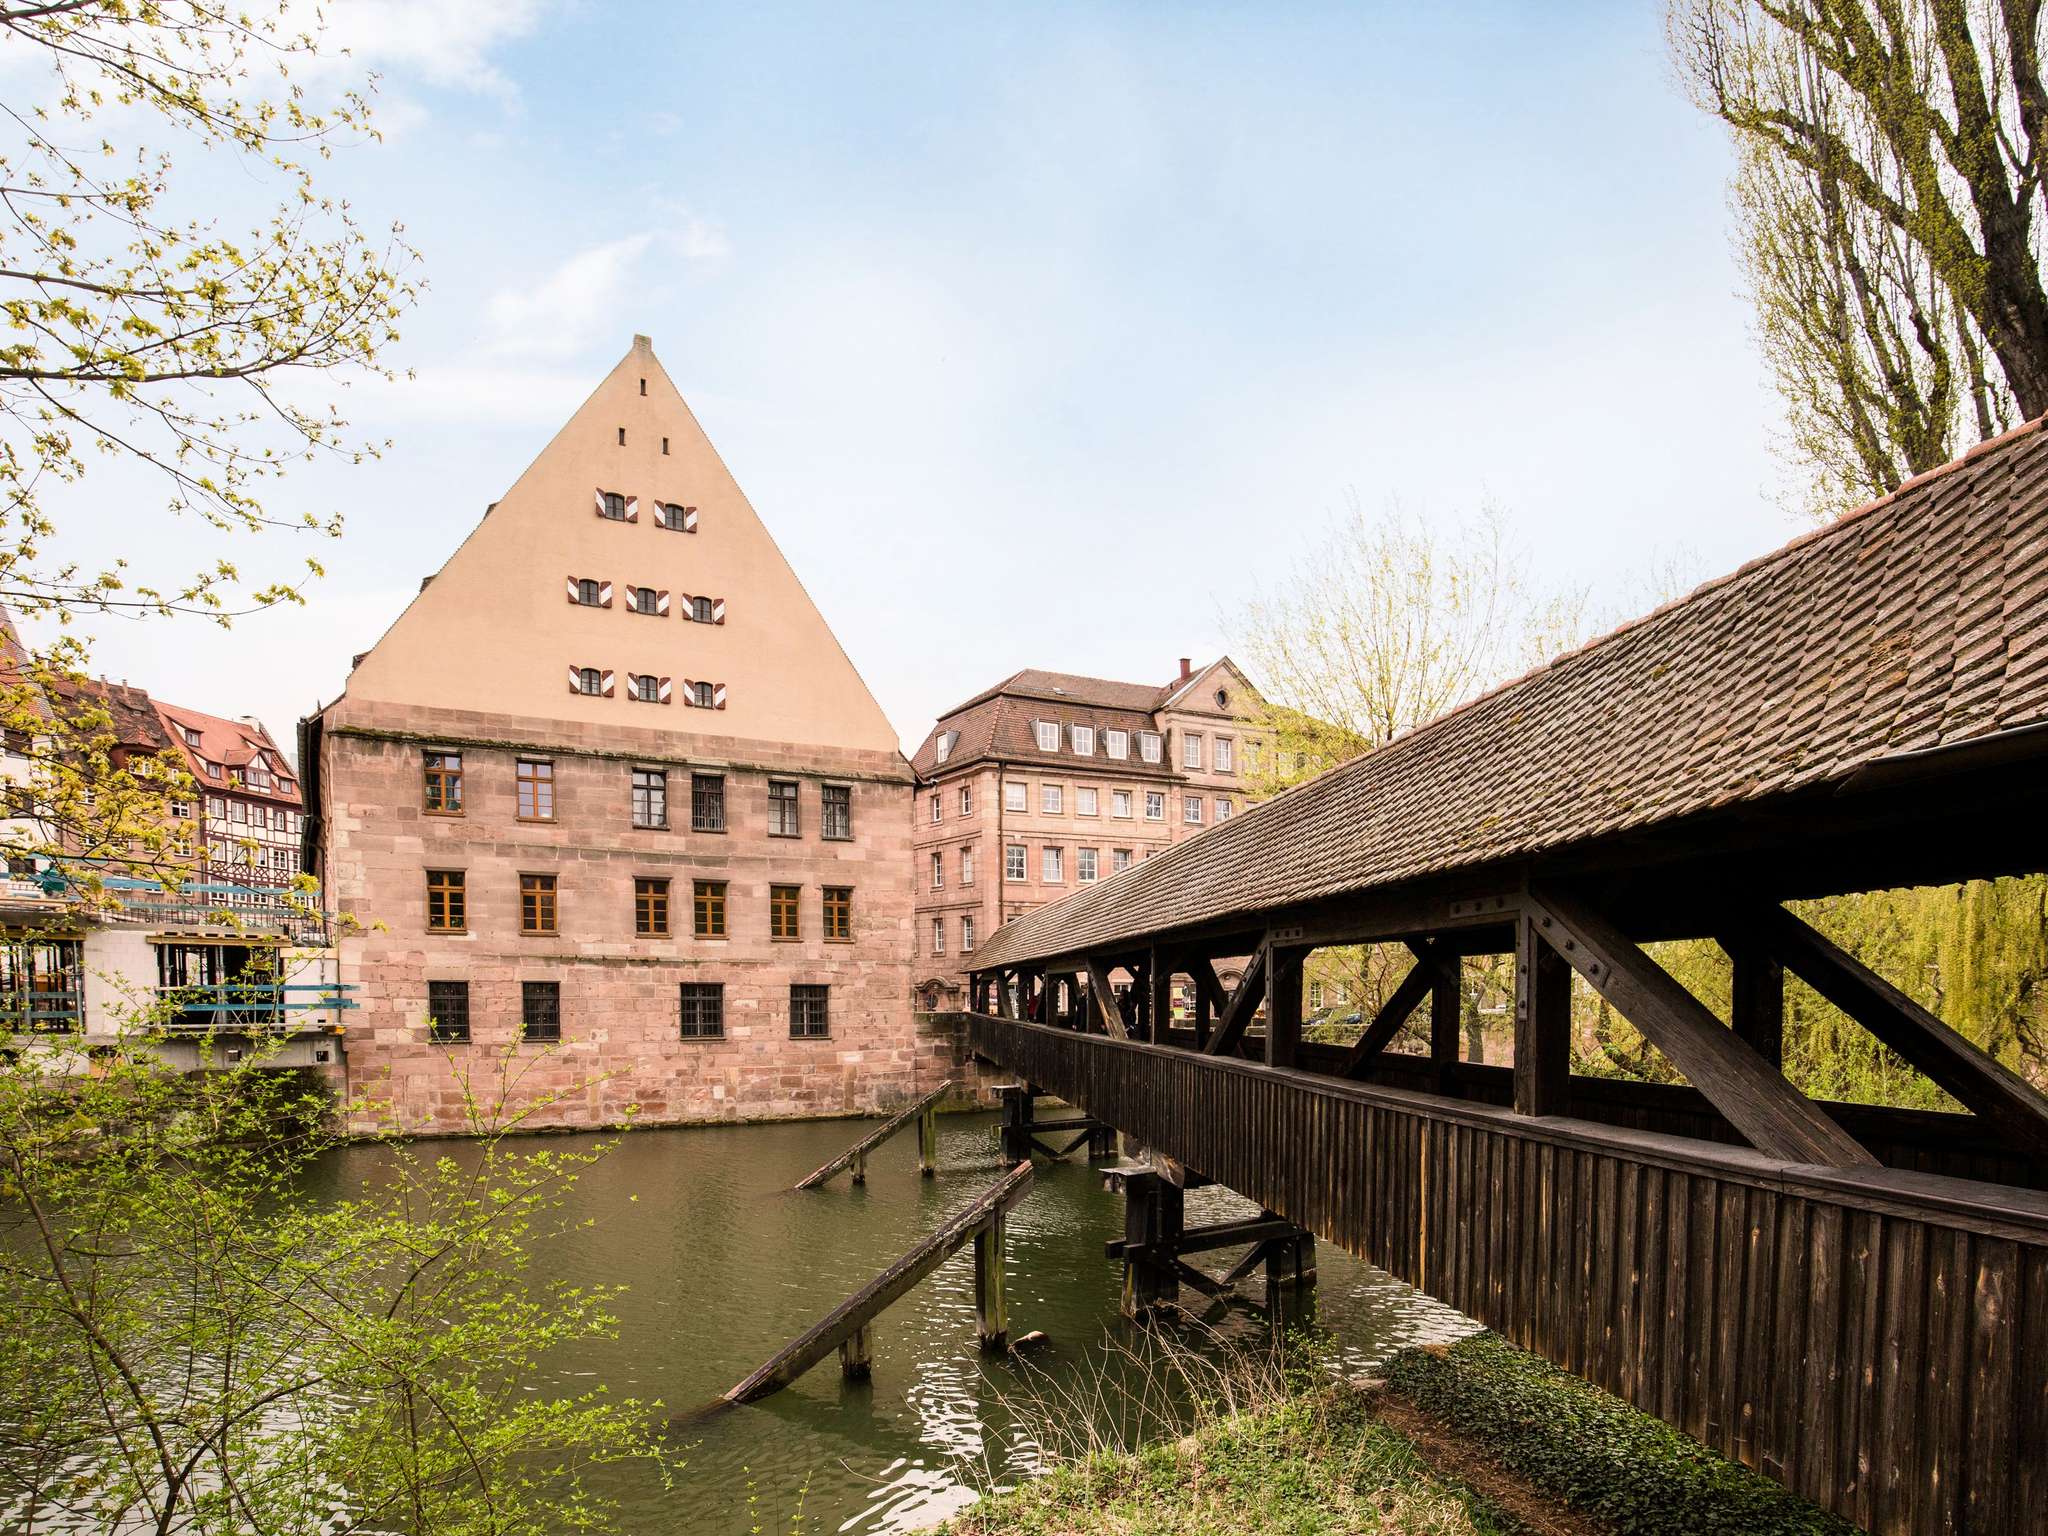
1119 1171 1184 1317
1430 949 1462 1096
975 1209 1009 1350
917 1104 937 1176
1085 956 1130 1038
1193 962 1219 1049
1265 943 1303 1070
850 1146 867 1185
839 1321 873 1381
999 1084 1033 1162
1724 933 1783 1067
1149 947 1172 1044
1514 906 1572 1117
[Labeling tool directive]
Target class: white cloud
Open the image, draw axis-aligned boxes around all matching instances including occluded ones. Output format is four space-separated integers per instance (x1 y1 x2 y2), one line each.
482 222 730 359
316 0 551 99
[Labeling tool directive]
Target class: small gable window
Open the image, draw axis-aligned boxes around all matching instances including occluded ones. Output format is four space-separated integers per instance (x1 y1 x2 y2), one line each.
691 595 714 623
934 730 957 766
655 502 696 533
578 579 601 605
597 490 630 521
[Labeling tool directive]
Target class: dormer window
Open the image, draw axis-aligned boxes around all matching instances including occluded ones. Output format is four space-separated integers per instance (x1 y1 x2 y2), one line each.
1104 729 1127 759
1033 720 1060 752
934 730 957 766
180 726 201 748
1138 731 1162 764
1070 725 1095 755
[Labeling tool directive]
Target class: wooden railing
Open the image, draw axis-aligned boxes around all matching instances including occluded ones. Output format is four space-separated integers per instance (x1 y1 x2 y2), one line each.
966 1012 2048 1536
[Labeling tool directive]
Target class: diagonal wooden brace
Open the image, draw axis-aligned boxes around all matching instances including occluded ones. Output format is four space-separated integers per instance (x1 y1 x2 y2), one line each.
1337 939 1452 1078
1205 945 1269 1057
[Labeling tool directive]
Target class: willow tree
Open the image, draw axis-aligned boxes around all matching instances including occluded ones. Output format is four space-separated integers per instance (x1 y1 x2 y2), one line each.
0 0 415 898
1669 0 2045 516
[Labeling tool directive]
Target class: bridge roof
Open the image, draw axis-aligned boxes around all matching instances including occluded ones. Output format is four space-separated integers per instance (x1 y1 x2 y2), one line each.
971 418 2048 971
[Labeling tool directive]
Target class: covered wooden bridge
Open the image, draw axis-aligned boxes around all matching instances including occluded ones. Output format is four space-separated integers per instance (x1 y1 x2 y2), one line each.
964 421 2048 1536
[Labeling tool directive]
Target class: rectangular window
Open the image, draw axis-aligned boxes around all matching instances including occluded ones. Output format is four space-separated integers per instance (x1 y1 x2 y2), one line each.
1245 740 1262 774
423 751 463 815
822 783 852 840
770 883 801 940
1077 847 1098 883
1112 848 1133 873
768 779 800 837
1144 792 1165 821
1215 798 1232 822
427 979 470 1043
520 873 558 934
1309 980 1325 1011
1004 780 1026 813
1040 784 1062 815
960 845 975 885
791 984 830 1039
931 916 945 955
1042 846 1064 883
426 870 466 932
1138 731 1162 764
1215 737 1235 773
632 768 668 830
959 786 973 815
1034 720 1060 752
930 792 942 824
516 759 555 821
1005 844 1027 881
1183 733 1204 770
1105 728 1128 759
1112 789 1132 818
680 982 724 1039
691 773 725 832
961 915 976 952
1076 786 1099 816
930 851 944 888
630 584 658 614
635 877 670 936
1184 795 1203 824
521 980 561 1042
598 490 628 521
1071 725 1096 755
822 886 852 941
693 880 727 938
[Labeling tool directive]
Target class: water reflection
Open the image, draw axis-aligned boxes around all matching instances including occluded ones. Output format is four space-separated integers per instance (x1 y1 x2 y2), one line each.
321 1110 1473 1534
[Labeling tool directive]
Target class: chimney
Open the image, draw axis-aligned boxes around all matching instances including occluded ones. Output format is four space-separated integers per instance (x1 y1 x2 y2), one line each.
632 333 653 354
1178 657 1192 682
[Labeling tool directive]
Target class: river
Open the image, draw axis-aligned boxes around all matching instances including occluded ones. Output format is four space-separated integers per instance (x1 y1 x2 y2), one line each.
321 1108 1474 1535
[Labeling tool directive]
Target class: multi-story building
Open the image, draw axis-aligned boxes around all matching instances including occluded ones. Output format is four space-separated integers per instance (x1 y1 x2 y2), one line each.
907 659 1268 1009
303 335 920 1134
153 701 304 886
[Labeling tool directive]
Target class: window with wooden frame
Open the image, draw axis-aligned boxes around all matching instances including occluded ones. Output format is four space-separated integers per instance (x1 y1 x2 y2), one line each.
423 751 463 815
821 783 852 841
1040 784 1062 815
690 595 714 623
516 759 555 821
1077 847 1099 883
679 982 723 1038
1034 720 1060 752
1105 728 1128 759
821 886 852 942
929 850 943 888
1005 844 1026 881
1112 789 1133 818
1138 731 1162 764
790 984 829 1039
1076 786 1099 816
1183 733 1204 770
634 877 670 936
960 845 975 885
1144 791 1165 821
693 880 727 938
520 980 561 1042
1183 795 1203 825
1214 737 1235 773
573 667 604 696
959 785 973 815
931 917 945 955
691 773 725 832
629 585 659 614
574 577 603 606
427 980 470 1043
930 792 942 824
691 680 716 708
597 490 629 521
426 870 466 932
520 873 558 934
1004 780 1026 813
1042 846 1064 883
632 768 668 829
769 883 800 940
961 915 975 952
655 502 696 532
630 673 662 704
767 779 800 837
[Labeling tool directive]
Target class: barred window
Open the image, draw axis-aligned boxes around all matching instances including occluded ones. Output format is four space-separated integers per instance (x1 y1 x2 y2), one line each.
520 873 558 934
822 784 851 840
632 768 668 830
426 870 466 932
770 883 801 940
423 751 463 815
822 886 852 942
635 877 670 936
680 982 723 1038
427 980 470 1043
790 984 829 1039
768 780 800 837
691 773 725 832
694 880 727 938
521 980 561 1042
516 759 554 821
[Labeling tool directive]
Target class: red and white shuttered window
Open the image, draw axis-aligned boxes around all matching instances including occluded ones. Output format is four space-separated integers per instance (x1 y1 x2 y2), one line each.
594 488 639 522
676 592 726 625
565 577 613 608
679 679 727 710
626 673 672 704
623 587 671 616
654 502 697 533
567 666 614 697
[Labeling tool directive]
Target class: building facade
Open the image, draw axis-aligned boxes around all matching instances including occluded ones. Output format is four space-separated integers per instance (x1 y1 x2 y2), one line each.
153 701 304 887
305 336 921 1134
907 659 1269 1009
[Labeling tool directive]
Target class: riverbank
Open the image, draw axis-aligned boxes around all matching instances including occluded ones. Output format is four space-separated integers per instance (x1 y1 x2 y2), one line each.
941 1332 1857 1535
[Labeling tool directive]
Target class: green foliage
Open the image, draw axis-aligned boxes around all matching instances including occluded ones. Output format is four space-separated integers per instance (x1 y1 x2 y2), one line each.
0 1030 666 1534
1382 1333 1854 1536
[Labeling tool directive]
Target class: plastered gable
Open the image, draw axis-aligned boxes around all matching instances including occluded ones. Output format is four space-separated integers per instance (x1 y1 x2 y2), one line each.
346 338 900 757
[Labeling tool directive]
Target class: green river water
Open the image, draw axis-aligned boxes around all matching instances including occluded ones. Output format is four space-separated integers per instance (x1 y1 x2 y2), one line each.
317 1109 1473 1535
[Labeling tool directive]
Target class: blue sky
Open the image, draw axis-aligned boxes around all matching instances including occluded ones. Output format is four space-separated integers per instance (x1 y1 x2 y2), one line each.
60 1 1786 756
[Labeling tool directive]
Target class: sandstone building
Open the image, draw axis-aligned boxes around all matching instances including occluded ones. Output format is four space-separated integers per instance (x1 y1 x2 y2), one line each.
907 659 1267 1010
303 336 917 1132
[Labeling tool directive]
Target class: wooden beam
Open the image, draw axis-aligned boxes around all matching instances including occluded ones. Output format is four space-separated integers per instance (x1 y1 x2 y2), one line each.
1193 960 1223 1049
1756 906 2048 1157
1430 947 1462 1095
1525 886 1876 1167
1722 932 1783 1067
1205 946 1268 1057
1514 907 1572 1116
1336 940 1447 1079
1084 956 1130 1039
1265 943 1303 1069
794 1080 955 1188
1148 947 1172 1045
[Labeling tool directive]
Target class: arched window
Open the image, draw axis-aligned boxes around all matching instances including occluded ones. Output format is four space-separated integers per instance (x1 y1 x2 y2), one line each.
577 667 601 695
691 595 713 624
577 578 600 605
693 681 715 708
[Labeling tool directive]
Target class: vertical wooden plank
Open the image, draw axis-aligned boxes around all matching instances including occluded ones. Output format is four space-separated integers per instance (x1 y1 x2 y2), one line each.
2016 1245 2048 1528
1636 1164 1668 1425
1514 909 1571 1115
1836 1209 1883 1530
1800 1202 1844 1509
1615 1157 1641 1407
1592 1155 1620 1393
1264 943 1302 1070
1875 1218 1927 1533
1725 932 1784 1067
1734 1184 1778 1473
1923 1227 1967 1535
1431 961 1461 1096
1684 1174 1719 1443
1964 1237 2018 1536
1711 1183 1747 1458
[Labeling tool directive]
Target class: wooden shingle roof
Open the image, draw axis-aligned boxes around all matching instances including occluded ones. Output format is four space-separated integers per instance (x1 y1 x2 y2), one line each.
971 419 2048 970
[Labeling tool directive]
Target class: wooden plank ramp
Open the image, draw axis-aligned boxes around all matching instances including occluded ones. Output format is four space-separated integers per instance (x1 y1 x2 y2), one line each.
719 1159 1034 1407
793 1080 953 1188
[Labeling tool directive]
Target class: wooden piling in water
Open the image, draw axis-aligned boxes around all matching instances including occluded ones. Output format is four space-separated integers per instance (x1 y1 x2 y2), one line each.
793 1080 954 1189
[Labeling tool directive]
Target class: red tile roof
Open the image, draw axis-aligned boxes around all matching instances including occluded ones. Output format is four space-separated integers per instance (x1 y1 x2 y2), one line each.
971 418 2048 970
911 663 1228 778
152 700 301 806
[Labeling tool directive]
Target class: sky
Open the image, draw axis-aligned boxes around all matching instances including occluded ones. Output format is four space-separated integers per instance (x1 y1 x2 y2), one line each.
40 0 1791 760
